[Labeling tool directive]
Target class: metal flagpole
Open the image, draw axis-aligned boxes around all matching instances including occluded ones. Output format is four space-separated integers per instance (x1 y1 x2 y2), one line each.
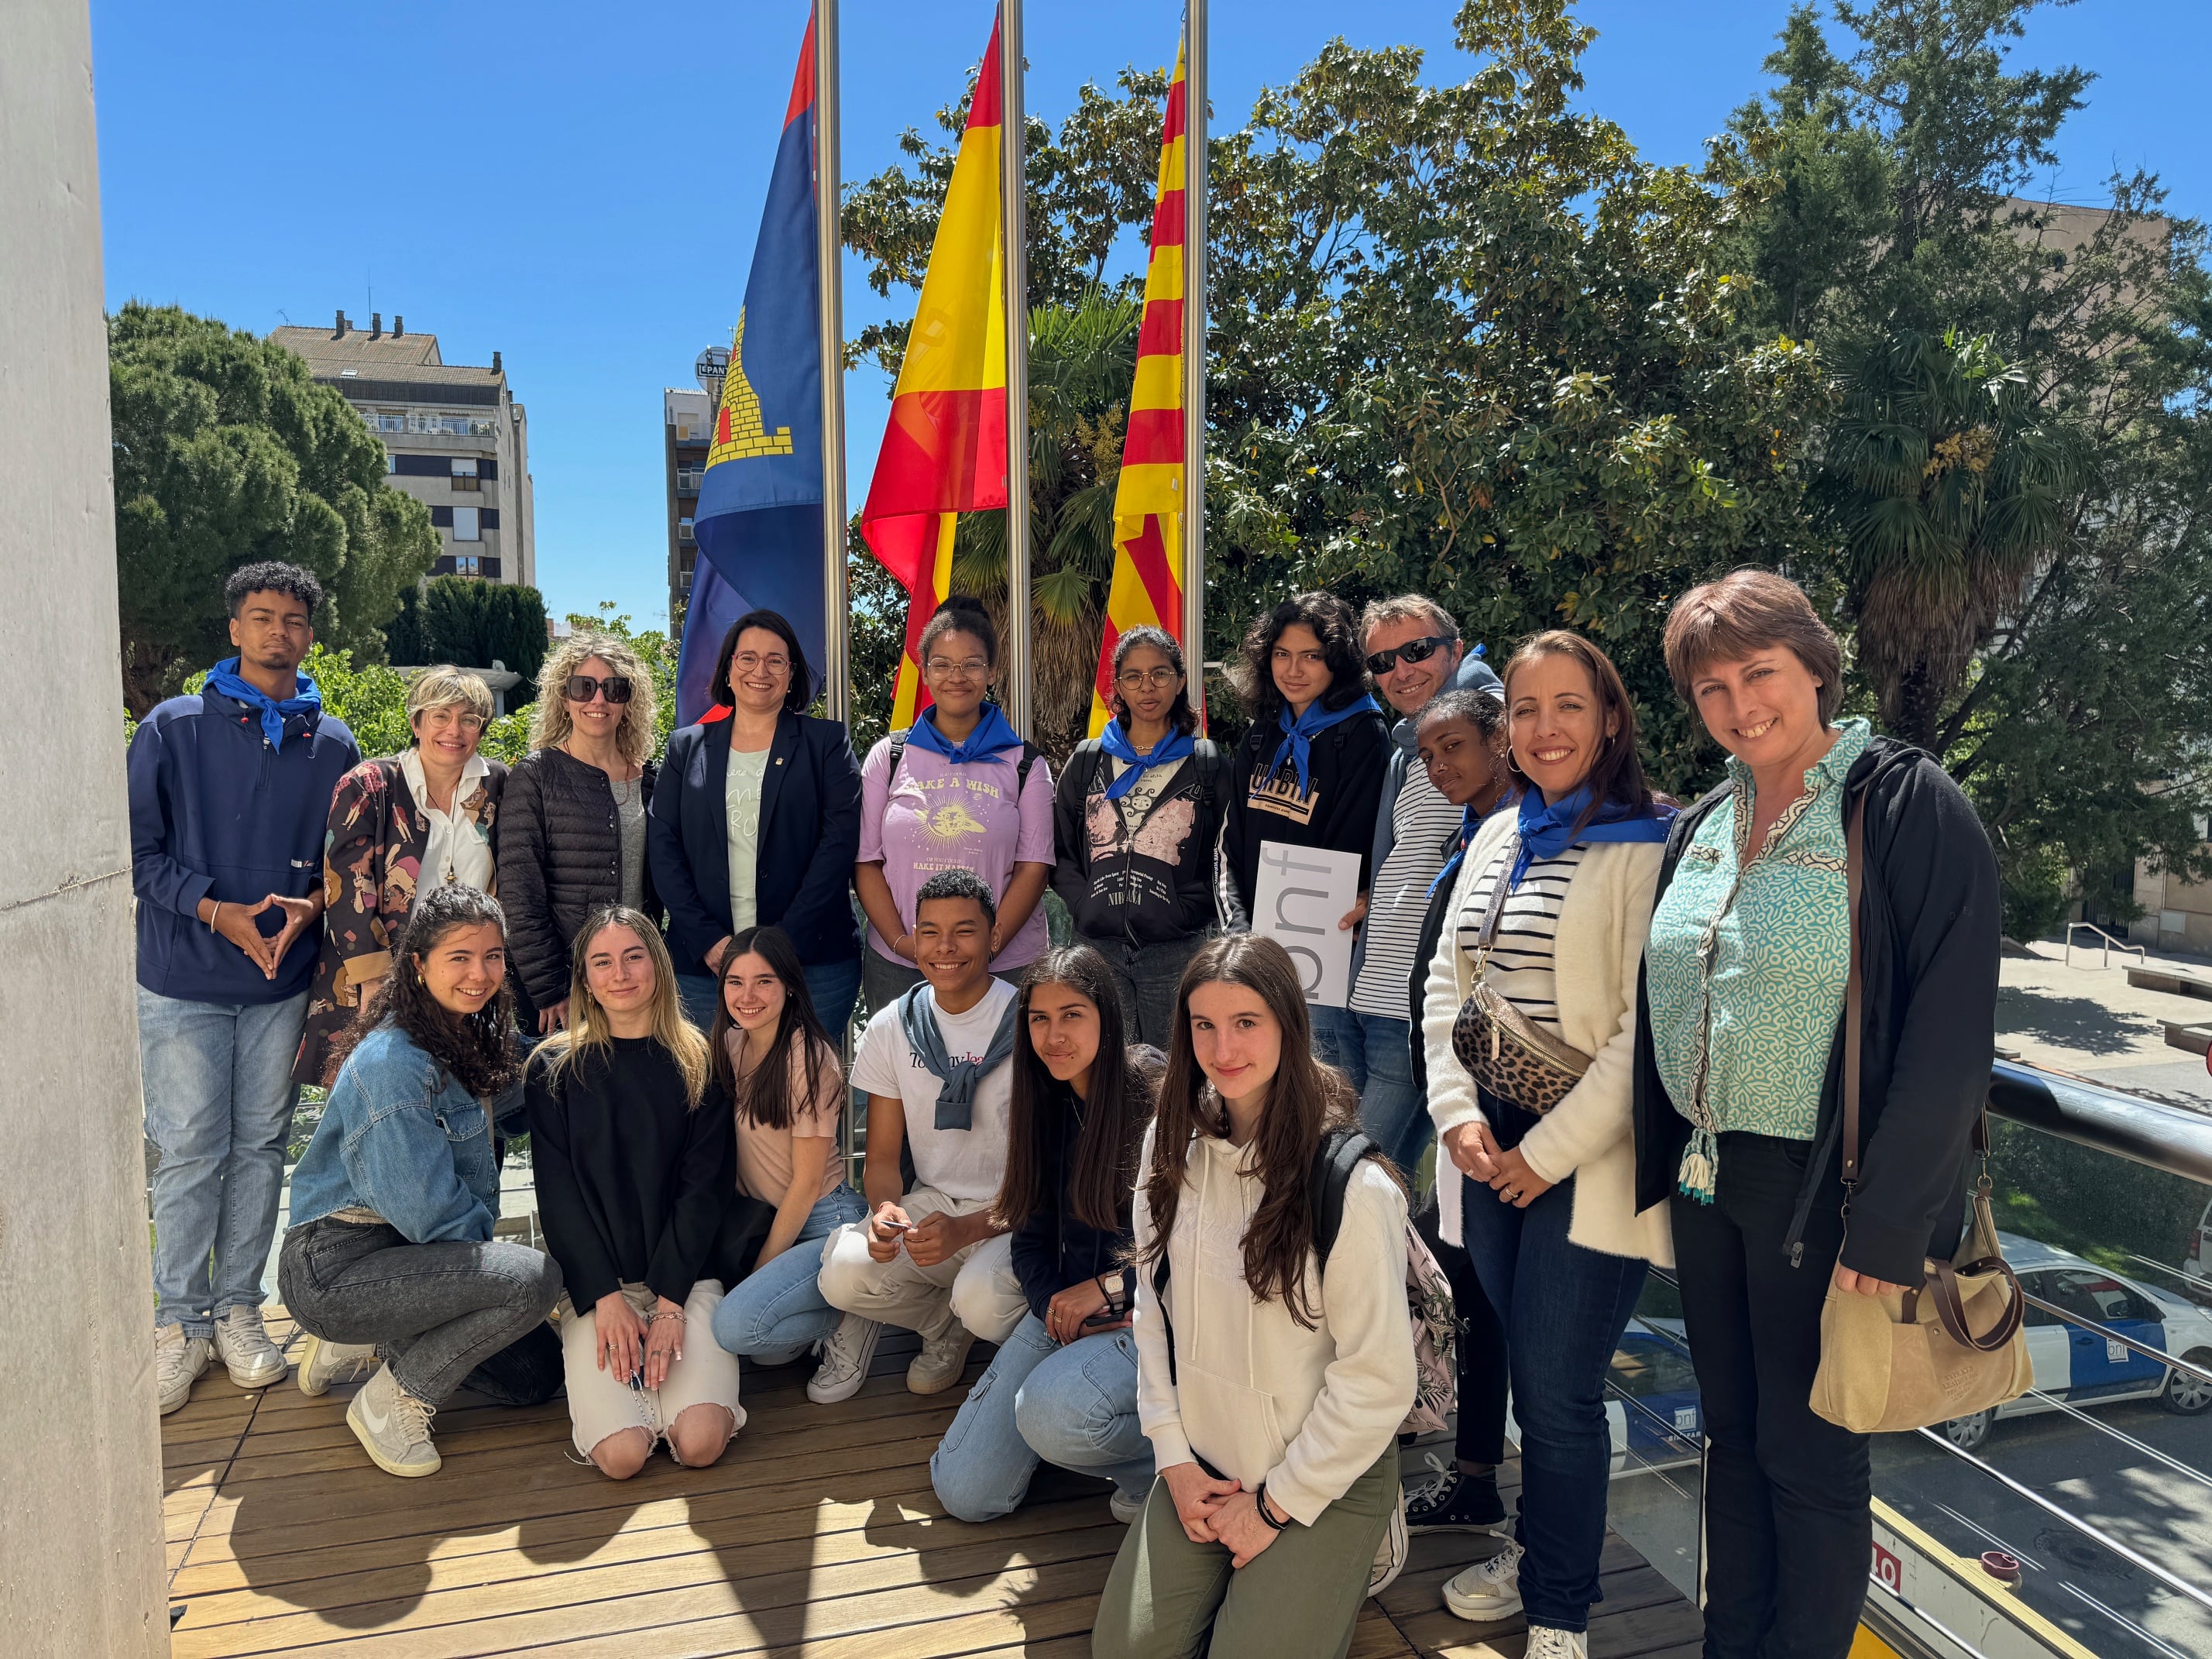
1181 0 1207 720
1000 0 1033 737
815 0 850 725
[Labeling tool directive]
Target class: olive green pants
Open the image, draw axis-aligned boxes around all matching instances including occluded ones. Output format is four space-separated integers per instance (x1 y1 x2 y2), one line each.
1091 1447 1397 1659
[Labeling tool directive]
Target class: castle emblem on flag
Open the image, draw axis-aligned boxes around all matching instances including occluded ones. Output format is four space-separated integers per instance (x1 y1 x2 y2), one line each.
709 307 795 466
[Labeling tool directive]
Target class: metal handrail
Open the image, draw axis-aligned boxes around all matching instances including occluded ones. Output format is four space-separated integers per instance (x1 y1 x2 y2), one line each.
2016 1288 2212 1385
2063 921 2145 970
1987 1059 2212 1184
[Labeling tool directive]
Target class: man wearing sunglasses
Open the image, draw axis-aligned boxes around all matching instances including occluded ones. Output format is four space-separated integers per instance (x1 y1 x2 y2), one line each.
1324 596 1502 1180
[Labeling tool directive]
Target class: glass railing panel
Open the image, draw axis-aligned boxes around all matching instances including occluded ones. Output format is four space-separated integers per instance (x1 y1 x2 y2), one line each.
1602 1270 1705 1605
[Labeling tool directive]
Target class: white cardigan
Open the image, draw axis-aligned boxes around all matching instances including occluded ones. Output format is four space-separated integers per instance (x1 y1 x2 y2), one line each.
1420 810 1673 1266
1131 1126 1414 1525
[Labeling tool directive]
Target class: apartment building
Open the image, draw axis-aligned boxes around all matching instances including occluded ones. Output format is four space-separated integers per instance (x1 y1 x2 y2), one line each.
665 385 714 624
273 311 536 588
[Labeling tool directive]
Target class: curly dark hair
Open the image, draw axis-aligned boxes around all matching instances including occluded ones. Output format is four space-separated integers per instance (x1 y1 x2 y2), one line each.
327 884 521 1099
1227 590 1369 728
223 561 325 617
1108 624 1199 737
919 594 998 669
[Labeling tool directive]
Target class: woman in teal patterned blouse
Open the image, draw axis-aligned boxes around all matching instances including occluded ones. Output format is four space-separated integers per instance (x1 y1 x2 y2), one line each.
1629 571 2001 1659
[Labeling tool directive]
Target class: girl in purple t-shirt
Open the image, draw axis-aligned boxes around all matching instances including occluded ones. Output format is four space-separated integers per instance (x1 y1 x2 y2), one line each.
854 598 1055 1011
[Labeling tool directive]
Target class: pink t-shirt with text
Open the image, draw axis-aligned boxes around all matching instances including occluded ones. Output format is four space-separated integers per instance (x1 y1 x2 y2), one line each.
857 737 1055 971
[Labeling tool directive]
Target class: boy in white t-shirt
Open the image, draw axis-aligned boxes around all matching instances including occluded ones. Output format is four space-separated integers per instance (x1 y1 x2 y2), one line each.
813 869 1029 1402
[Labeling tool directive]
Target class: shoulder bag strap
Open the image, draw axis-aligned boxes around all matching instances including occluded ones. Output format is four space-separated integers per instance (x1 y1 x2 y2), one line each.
1842 799 1867 1190
1470 833 1520 963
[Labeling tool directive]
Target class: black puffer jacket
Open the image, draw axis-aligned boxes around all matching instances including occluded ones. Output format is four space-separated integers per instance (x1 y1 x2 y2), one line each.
496 747 661 1008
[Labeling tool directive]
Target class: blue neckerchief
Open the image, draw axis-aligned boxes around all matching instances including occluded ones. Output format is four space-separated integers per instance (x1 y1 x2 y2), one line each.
204 657 321 751
903 701 1023 767
1507 782 1675 890
1100 720 1196 801
898 983 1021 1131
1267 694 1382 796
1427 790 1519 898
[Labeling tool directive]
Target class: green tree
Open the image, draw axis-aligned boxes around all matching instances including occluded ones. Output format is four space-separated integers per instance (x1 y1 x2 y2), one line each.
109 303 438 713
411 577 551 692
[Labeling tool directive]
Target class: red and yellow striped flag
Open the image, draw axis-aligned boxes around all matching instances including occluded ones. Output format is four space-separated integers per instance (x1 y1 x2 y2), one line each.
858 18 1009 730
1088 43 1190 737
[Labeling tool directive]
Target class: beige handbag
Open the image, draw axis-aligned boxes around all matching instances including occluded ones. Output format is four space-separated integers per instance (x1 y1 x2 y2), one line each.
1449 836 1592 1115
1808 805 2032 1435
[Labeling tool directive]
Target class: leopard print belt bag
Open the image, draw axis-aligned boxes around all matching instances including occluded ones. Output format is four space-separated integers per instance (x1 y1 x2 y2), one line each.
1449 836 1592 1115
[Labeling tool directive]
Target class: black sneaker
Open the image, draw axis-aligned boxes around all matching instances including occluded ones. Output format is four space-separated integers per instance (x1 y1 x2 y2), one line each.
1403 1455 1506 1534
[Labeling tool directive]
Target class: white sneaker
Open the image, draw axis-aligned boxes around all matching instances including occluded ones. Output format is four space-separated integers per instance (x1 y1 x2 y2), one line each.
1369 1486 1410 1597
345 1363 440 1477
1527 1626 1589 1659
806 1312 881 1405
906 1326 975 1396
214 1306 289 1388
155 1324 214 1414
1443 1540 1524 1622
297 1333 380 1396
1109 1487 1146 1524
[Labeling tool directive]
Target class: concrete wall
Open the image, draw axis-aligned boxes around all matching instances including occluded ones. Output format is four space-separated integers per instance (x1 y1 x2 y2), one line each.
0 4 172 1652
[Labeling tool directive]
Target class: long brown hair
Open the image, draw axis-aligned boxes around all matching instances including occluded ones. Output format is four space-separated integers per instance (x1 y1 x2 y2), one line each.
996 946 1156 1236
1136 934 1361 1330
1500 629 1655 838
706 925 836 1131
329 884 519 1098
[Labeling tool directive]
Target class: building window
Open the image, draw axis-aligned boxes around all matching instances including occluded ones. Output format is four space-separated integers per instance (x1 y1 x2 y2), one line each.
451 457 481 492
452 555 482 577
677 517 696 544
452 506 481 541
386 453 397 475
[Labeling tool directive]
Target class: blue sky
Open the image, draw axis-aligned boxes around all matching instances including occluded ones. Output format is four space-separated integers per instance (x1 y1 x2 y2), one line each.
92 0 2209 632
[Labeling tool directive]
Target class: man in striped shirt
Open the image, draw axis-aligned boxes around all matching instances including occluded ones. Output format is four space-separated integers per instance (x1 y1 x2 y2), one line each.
1327 596 1502 1176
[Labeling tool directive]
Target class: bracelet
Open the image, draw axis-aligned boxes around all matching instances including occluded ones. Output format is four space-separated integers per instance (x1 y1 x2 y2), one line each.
1252 1482 1290 1531
207 901 222 935
646 1309 685 1325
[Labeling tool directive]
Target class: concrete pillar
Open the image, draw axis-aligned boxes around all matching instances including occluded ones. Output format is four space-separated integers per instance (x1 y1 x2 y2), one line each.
0 4 172 1654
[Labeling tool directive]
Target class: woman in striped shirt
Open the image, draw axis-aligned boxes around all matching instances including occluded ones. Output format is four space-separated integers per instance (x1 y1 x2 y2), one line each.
1418 631 1675 1659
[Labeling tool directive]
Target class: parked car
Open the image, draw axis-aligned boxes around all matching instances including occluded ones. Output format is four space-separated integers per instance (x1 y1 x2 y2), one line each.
1938 1231 2212 1451
2183 1197 2212 1293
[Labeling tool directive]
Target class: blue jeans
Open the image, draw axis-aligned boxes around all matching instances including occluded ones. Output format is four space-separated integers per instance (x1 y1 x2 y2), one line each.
1312 1007 1429 1176
675 955 864 1042
1457 1170 1646 1633
710 1184 869 1355
139 985 308 1340
931 1312 1152 1523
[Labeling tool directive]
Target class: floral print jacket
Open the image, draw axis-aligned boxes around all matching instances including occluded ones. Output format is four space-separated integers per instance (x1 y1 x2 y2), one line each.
292 754 506 1087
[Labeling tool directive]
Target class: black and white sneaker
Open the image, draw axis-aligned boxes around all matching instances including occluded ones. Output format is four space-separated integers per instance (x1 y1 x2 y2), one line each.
1403 1453 1507 1534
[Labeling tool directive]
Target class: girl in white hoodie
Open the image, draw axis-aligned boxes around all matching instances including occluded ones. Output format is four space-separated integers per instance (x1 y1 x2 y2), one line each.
1093 934 1414 1659
1420 631 1674 1659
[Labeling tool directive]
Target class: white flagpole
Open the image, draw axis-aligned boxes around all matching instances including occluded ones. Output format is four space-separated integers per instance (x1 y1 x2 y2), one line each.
815 0 849 724
1000 0 1032 737
1182 0 1207 717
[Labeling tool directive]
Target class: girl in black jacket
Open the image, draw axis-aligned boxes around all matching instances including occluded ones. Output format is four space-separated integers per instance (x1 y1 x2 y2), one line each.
1052 626 1228 1047
929 944 1161 1523
499 633 661 1032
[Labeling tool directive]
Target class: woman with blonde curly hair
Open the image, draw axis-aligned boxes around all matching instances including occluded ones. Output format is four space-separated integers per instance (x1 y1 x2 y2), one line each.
497 633 662 1033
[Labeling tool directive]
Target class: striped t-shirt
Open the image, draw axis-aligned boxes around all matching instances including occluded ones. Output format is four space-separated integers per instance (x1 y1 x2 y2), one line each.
1455 842 1586 1033
1349 764 1468 1019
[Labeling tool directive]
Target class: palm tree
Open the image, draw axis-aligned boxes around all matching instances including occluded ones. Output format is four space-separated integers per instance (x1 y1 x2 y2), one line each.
1823 329 2081 751
950 290 1142 755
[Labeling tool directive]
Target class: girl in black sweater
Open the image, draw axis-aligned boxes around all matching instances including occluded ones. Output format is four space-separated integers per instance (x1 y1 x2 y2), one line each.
929 944 1161 1523
528 905 739 1478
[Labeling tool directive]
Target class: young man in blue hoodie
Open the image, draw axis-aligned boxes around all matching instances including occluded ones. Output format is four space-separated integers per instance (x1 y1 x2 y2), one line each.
131 562 359 1412
1317 596 1503 1176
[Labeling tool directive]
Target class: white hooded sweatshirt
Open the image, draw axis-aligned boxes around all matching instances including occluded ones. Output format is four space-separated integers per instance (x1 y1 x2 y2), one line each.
1130 1124 1414 1525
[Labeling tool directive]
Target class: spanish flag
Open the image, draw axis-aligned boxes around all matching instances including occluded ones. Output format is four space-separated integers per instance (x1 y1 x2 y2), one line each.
1087 43 1190 737
858 15 1008 730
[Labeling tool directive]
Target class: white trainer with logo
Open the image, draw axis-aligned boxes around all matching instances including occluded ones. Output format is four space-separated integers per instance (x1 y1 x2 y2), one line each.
215 1305 290 1388
806 1311 881 1406
1442 1540 1525 1622
155 1324 214 1415
297 1334 380 1396
1526 1624 1589 1659
346 1363 441 1477
906 1325 975 1396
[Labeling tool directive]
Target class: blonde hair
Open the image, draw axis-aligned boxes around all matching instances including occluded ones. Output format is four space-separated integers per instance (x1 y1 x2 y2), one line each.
534 907 711 1107
405 665 494 735
531 632 656 763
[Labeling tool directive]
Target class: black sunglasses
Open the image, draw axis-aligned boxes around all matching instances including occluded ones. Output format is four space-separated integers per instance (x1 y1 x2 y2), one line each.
565 673 635 704
1365 634 1452 676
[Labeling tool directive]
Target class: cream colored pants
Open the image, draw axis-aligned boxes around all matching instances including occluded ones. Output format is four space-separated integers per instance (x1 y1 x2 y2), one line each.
816 1186 1028 1345
558 1279 744 1460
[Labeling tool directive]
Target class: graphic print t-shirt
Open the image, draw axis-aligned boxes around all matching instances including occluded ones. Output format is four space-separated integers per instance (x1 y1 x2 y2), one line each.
857 737 1055 971
849 977 1017 1201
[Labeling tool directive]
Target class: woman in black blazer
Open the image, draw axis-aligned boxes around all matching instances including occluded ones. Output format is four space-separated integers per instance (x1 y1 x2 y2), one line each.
649 610 865 1038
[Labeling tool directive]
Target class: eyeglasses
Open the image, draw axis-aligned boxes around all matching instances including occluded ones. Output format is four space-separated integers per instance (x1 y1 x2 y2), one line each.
565 674 635 704
417 708 486 733
1115 666 1182 691
925 657 991 679
730 651 791 678
1365 635 1452 676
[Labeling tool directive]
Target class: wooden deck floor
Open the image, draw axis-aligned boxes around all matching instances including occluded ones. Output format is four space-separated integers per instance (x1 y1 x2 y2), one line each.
161 1314 1702 1657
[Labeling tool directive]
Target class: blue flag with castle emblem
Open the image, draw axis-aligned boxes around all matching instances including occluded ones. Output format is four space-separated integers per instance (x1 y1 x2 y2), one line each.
675 15 826 725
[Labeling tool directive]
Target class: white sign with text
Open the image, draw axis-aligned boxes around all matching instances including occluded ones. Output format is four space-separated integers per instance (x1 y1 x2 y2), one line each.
1252 840 1362 1008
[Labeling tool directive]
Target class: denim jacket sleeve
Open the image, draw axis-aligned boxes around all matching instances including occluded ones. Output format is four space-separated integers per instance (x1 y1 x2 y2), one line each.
340 1046 496 1244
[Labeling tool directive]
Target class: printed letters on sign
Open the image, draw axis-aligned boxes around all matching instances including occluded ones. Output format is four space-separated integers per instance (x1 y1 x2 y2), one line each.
1252 840 1360 1008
